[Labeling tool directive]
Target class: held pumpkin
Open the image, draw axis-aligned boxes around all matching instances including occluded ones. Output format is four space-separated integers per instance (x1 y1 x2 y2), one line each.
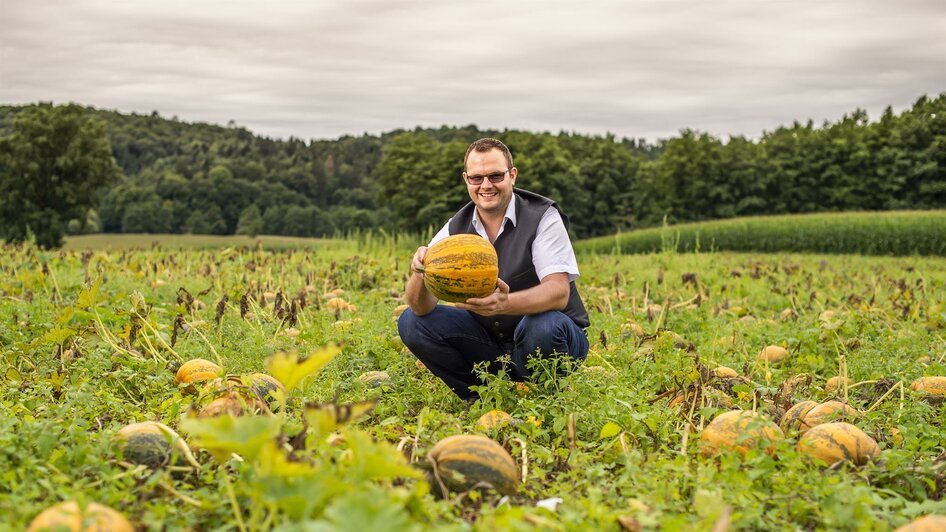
28 501 133 532
417 234 499 303
428 434 518 495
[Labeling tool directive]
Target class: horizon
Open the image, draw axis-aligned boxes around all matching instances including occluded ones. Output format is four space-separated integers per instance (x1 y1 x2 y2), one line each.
2 91 939 146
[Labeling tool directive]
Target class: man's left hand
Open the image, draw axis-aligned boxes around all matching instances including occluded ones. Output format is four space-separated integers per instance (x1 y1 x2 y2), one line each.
455 279 510 316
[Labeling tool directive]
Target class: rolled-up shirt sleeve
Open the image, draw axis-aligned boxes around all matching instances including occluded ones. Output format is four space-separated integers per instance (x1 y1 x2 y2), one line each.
532 207 579 282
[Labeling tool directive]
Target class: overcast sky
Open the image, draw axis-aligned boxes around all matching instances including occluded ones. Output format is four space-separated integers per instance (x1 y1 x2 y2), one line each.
1 0 944 142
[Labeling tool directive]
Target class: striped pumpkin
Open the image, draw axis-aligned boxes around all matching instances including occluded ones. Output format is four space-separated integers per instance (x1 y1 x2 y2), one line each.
228 373 286 408
428 434 518 495
797 422 880 466
114 421 200 469
418 235 498 303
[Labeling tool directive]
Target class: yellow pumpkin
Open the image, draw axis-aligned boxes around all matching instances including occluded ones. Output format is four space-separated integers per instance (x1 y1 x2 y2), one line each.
476 410 514 430
28 501 133 532
417 234 498 303
712 366 739 379
780 401 818 433
910 376 946 396
798 401 860 433
699 410 783 457
758 345 790 363
824 376 853 393
428 434 518 494
895 515 946 532
797 422 880 466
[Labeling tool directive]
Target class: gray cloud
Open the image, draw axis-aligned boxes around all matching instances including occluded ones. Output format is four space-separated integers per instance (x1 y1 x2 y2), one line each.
2 0 943 141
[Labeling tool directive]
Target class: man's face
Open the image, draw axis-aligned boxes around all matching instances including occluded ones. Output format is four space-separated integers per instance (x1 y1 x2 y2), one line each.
464 148 517 218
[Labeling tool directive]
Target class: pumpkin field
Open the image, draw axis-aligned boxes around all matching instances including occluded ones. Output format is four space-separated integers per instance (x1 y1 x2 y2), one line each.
2 236 946 530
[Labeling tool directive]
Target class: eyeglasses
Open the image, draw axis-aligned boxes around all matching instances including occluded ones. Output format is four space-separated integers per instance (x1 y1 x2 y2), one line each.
463 169 509 186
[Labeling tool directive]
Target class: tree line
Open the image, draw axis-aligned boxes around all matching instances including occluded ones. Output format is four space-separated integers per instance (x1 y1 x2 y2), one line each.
0 93 943 248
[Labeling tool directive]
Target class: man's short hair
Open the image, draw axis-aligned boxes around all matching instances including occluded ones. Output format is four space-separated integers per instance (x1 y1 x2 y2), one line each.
464 138 513 169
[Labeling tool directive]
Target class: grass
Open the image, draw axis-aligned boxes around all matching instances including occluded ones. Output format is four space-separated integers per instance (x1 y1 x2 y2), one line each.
62 233 350 251
2 240 946 529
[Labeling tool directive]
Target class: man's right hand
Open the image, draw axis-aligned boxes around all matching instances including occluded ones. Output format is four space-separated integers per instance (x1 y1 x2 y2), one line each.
410 246 428 275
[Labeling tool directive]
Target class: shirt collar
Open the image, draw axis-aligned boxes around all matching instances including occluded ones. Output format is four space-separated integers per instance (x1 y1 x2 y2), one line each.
472 194 518 231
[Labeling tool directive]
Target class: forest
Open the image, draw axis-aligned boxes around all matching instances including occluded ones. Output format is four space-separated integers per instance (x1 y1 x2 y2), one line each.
1 92 943 241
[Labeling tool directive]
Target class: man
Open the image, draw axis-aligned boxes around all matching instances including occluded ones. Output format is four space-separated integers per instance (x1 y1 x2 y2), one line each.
398 138 590 401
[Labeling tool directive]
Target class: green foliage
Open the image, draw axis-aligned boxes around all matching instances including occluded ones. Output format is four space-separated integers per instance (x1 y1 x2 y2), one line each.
0 103 121 247
3 239 946 529
577 210 946 256
4 92 944 245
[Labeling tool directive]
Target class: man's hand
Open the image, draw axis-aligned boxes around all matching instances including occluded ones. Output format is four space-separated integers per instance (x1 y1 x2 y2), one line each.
410 246 428 275
455 279 511 316
405 246 437 316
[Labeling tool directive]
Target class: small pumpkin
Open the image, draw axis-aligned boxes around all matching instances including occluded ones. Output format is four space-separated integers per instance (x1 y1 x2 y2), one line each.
198 393 267 418
476 410 514 430
428 434 518 495
113 421 200 469
758 345 789 363
824 376 853 393
797 422 880 466
28 501 133 532
359 370 392 388
712 366 739 379
175 358 222 393
699 410 783 457
416 234 499 303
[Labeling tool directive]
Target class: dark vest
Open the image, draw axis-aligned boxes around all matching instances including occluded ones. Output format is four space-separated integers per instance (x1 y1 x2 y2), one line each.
448 188 590 341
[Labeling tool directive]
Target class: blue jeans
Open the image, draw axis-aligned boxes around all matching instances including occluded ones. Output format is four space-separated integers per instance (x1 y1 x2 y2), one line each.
398 305 589 400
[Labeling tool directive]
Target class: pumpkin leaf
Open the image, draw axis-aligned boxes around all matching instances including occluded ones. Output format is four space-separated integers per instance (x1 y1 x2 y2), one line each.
257 440 316 478
266 343 342 392
338 428 420 482
304 400 375 438
180 415 281 463
599 421 622 439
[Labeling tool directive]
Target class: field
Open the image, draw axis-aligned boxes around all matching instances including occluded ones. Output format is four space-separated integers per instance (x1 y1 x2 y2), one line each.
2 236 946 530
